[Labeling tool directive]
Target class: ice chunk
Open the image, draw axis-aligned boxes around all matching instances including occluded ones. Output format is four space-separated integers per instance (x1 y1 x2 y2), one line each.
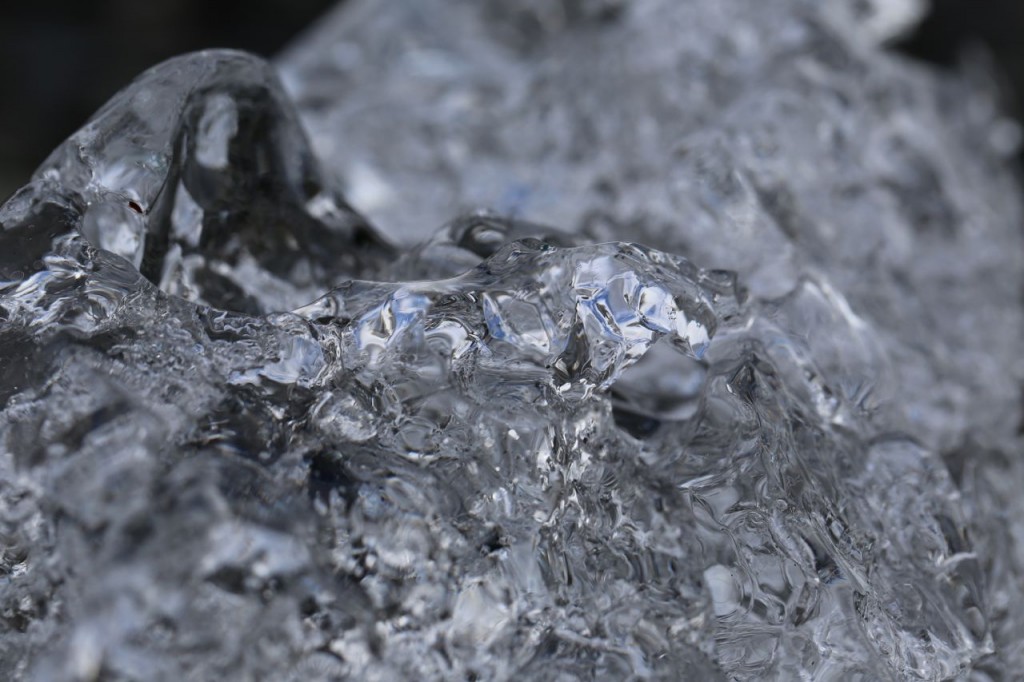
1 0 1022 679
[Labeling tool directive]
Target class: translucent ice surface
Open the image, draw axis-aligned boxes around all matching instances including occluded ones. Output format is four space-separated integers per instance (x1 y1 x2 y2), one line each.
2 0 1023 680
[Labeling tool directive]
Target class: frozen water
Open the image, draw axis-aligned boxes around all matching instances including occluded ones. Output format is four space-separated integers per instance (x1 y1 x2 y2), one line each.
1 0 1023 680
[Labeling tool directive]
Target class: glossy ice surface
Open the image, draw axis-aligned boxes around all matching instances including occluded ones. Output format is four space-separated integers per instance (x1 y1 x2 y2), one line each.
2 0 1023 679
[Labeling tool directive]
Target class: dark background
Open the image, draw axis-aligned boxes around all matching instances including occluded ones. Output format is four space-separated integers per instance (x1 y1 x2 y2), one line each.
0 0 335 200
0 0 1022 202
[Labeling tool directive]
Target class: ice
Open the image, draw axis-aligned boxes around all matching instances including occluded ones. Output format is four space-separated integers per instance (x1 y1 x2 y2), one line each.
1 0 1023 680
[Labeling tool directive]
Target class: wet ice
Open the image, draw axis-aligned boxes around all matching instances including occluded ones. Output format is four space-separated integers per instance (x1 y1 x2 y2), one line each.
2 0 1024 680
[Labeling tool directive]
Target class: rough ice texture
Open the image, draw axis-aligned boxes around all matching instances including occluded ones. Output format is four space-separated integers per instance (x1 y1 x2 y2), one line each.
0 0 1022 680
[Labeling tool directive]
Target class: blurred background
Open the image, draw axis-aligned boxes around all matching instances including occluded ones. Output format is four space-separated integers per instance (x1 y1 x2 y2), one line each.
0 0 1022 202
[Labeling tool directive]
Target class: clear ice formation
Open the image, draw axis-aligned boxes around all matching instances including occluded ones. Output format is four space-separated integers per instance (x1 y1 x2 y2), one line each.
1 0 1023 680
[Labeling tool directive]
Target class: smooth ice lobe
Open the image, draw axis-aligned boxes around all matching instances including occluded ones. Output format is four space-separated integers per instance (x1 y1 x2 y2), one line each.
2 50 391 319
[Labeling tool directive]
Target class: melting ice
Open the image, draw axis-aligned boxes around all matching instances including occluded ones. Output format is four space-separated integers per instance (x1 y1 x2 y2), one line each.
2 1 1024 680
